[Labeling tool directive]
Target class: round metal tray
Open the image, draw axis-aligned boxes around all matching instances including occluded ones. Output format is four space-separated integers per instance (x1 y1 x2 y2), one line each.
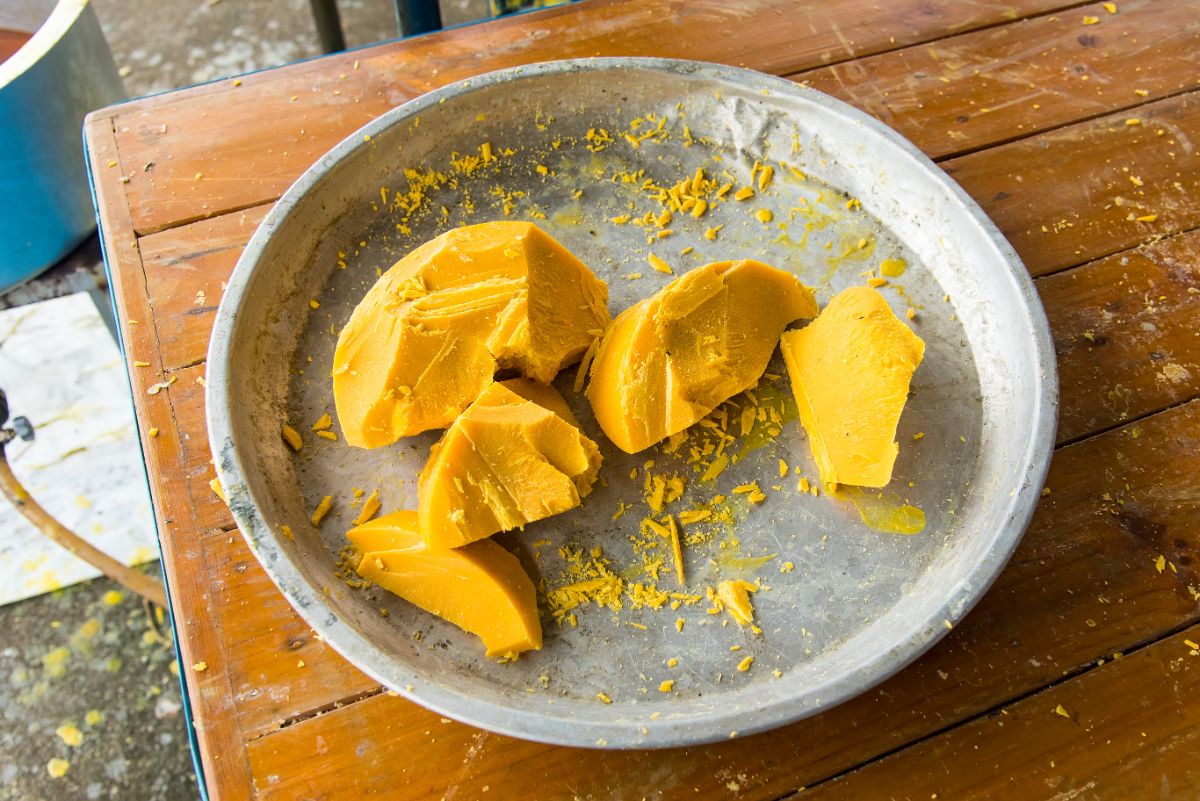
207 58 1057 748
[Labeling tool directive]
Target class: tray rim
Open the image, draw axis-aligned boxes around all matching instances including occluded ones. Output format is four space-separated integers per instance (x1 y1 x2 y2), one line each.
206 56 1059 749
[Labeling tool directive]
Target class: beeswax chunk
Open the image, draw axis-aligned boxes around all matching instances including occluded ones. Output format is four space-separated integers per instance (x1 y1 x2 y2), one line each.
587 260 817 453
780 286 924 489
334 222 610 447
350 511 541 657
418 379 601 548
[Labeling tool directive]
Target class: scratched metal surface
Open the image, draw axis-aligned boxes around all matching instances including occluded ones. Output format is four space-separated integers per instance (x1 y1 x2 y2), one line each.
207 59 1057 748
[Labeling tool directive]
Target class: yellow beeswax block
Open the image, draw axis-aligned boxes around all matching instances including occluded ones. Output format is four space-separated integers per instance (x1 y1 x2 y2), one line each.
333 222 610 447
350 510 541 658
418 379 601 549
781 286 925 490
586 260 817 453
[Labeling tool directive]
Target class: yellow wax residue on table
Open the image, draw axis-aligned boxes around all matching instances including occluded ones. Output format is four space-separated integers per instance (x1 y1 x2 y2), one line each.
781 286 924 490
333 221 610 447
587 260 817 454
839 487 926 535
418 379 601 549
349 510 542 658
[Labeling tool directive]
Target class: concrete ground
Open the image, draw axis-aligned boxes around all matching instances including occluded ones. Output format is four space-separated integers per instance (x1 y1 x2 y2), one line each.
93 0 484 98
1 2 487 799
0 571 190 801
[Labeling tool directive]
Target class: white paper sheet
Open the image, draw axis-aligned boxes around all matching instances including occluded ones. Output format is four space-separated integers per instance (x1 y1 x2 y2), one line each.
0 292 157 606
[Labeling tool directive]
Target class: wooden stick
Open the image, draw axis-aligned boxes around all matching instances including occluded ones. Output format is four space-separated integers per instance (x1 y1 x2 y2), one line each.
0 448 168 608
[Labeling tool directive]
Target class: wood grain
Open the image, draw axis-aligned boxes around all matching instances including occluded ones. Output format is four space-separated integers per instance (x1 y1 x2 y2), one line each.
798 624 1200 800
245 399 1200 801
111 0 1080 235
138 206 271 371
1045 229 1200 443
801 0 1200 160
944 90 1200 277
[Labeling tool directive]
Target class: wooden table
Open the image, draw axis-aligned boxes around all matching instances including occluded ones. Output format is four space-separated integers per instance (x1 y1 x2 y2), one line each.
84 1 1200 798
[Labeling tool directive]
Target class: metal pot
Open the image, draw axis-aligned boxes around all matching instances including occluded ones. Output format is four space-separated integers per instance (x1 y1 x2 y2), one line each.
0 0 124 291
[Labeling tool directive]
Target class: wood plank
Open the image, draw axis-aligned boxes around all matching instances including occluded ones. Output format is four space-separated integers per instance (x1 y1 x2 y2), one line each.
800 0 1200 160
797 624 1200 800
943 90 1200 277
138 206 271 371
110 0 1079 235
83 114 256 800
201 524 380 740
1045 229 1200 443
245 399 1200 801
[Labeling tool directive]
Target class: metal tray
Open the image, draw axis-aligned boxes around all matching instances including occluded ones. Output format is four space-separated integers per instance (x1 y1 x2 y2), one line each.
207 58 1057 749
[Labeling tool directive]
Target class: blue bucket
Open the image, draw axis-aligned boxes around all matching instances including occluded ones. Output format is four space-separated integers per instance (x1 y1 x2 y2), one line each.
0 1 124 292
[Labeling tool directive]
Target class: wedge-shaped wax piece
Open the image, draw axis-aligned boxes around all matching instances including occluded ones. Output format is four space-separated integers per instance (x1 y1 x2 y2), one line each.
586 260 818 453
333 222 611 447
780 286 925 490
419 379 601 549
350 510 542 658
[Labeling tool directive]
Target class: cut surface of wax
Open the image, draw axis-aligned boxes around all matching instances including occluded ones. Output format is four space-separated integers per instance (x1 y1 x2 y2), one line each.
418 379 602 549
781 286 925 490
333 221 611 447
587 260 818 453
349 510 542 658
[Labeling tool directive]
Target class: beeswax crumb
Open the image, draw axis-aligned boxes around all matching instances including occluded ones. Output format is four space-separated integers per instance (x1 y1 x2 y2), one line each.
353 489 382 526
757 165 774 190
55 724 83 747
281 424 303 451
311 495 333 526
648 253 673 274
716 579 758 625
